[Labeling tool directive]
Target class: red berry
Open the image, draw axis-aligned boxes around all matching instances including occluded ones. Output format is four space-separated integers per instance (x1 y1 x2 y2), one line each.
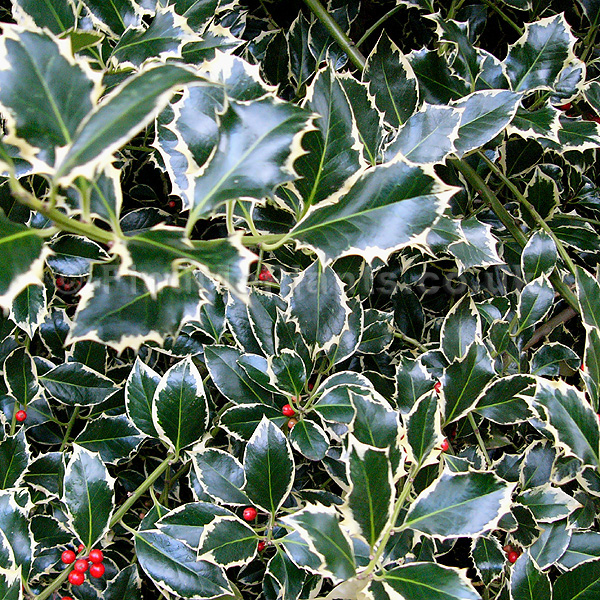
77 544 85 553
507 551 519 563
61 550 76 564
68 571 84 586
73 559 88 573
282 404 295 417
15 410 27 422
243 507 257 521
308 382 314 391
168 200 176 208
56 277 64 288
558 102 572 111
434 381 442 394
89 563 105 578
88 549 103 564
287 418 298 429
257 541 266 552
258 266 274 282
62 597 73 600
503 544 513 554
440 438 450 452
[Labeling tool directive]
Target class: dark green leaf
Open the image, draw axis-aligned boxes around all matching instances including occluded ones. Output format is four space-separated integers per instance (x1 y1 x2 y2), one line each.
521 230 558 282
440 296 481 362
531 342 579 376
12 0 76 35
281 504 355 582
219 403 287 440
475 375 535 424
198 515 257 568
125 357 160 438
289 418 329 461
103 565 142 600
0 490 32 575
517 485 578 522
291 159 455 264
135 528 231 599
192 449 249 505
10 283 46 338
81 0 141 36
63 446 114 547
4 347 40 407
559 532 600 569
153 357 209 454
529 519 571 569
243 417 294 514
395 357 434 414
48 234 110 277
75 414 143 465
471 536 504 586
554 560 600 600
403 471 514 538
517 276 554 333
0 430 29 489
406 392 443 467
510 552 551 600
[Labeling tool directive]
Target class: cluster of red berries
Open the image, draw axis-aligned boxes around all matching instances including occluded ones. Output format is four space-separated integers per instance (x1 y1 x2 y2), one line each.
241 507 269 552
55 276 83 295
61 545 105 587
503 544 520 564
15 409 27 422
258 266 275 282
282 403 298 429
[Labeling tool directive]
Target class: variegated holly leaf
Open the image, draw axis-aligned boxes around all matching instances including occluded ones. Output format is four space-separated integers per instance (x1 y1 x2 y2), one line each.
475 375 535 424
12 0 77 35
0 430 30 489
192 449 250 505
385 104 462 165
0 211 48 310
187 97 311 224
529 519 571 569
81 0 143 36
441 341 495 424
111 6 196 66
75 414 144 465
338 75 384 166
0 491 33 576
152 357 209 454
135 529 232 599
68 267 203 352
532 379 600 468
113 226 254 296
440 295 481 362
54 63 202 183
0 25 100 170
510 552 551 600
243 417 294 514
125 357 160 438
290 158 456 264
281 504 355 583
9 282 46 338
402 470 515 538
0 567 20 599
341 437 393 549
405 391 444 467
40 361 116 406
286 261 350 356
198 515 257 568
103 565 142 600
521 230 558 282
289 418 329 461
4 347 40 407
266 549 307 600
168 0 222 32
516 275 554 334
554 560 600 600
452 90 521 157
508 103 561 141
559 532 600 569
63 446 114 548
363 32 418 128
47 235 110 277
471 536 504 586
382 563 480 600
219 403 287 440
504 14 576 93
517 485 579 522
294 67 363 209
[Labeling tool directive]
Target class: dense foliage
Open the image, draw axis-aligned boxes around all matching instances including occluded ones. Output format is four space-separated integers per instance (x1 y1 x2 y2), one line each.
1 0 600 598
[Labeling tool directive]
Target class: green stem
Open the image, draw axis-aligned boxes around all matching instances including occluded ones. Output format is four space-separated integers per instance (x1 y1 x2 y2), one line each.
301 0 367 71
59 407 80 453
226 200 235 236
356 6 403 48
109 454 176 528
453 158 580 312
477 152 578 277
393 330 428 354
468 413 492 468
9 178 115 245
479 0 523 35
362 465 416 576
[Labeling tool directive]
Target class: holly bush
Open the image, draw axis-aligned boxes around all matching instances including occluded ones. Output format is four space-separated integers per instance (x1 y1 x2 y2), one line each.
1 0 600 598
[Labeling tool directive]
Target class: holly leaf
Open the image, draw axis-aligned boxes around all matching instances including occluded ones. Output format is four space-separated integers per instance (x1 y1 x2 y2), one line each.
4 347 40 407
341 437 394 550
198 516 257 568
0 491 32 576
289 419 329 461
402 470 514 538
471 536 504 586
405 392 443 467
294 66 363 208
191 448 250 506
12 0 76 35
521 230 558 282
281 504 355 583
510 552 552 600
290 158 456 264
125 357 161 438
504 14 576 92
80 0 142 36
440 295 481 362
0 430 30 489
243 417 294 514
554 560 600 600
0 211 48 310
135 529 232 599
10 283 47 338
475 375 535 424
152 357 209 455
516 276 554 334
63 446 114 548
363 32 418 128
